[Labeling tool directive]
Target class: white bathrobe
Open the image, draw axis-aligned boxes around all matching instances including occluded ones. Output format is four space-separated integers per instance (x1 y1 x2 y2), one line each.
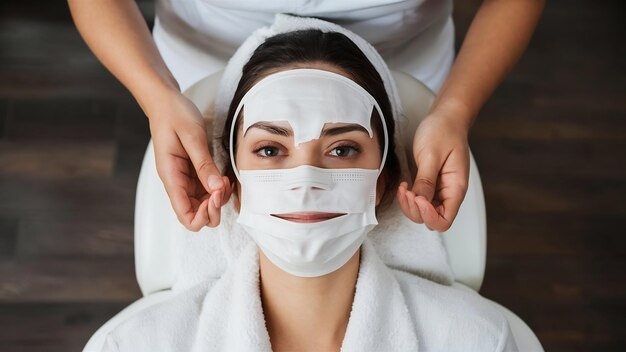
102 227 516 351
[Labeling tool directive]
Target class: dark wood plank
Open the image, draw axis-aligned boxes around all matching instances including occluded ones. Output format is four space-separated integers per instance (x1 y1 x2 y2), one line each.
0 0 154 100
0 302 130 352
0 99 7 138
16 211 133 258
4 98 118 141
0 257 141 302
113 100 151 178
0 141 116 178
0 215 19 258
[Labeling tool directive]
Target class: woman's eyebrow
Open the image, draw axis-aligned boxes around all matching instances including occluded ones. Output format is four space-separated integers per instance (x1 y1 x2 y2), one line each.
247 122 369 137
321 124 369 136
248 122 292 136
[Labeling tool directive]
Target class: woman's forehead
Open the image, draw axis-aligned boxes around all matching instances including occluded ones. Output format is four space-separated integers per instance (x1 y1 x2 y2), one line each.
236 69 376 147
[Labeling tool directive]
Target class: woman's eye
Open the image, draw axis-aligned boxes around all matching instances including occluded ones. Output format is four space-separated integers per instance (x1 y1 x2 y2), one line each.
255 146 282 158
329 145 359 157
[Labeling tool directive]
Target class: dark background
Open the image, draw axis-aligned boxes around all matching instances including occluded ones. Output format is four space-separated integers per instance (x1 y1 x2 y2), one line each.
1 1 625 351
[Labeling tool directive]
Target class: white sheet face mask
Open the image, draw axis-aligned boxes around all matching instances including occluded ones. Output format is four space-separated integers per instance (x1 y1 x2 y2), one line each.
229 68 388 277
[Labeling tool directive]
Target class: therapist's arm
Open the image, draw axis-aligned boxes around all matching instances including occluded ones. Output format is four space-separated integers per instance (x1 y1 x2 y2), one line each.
398 0 545 231
67 0 230 230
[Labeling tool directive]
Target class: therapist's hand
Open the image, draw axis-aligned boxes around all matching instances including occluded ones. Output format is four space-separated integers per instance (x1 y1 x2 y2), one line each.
147 91 232 231
397 111 469 232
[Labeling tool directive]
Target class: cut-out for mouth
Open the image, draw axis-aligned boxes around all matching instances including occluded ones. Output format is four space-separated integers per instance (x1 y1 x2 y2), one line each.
271 212 346 223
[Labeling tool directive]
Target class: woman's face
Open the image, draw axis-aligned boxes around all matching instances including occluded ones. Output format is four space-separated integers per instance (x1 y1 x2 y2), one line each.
233 63 385 212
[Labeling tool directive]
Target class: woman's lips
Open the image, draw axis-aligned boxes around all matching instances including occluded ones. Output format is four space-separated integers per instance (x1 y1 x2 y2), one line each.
272 212 345 223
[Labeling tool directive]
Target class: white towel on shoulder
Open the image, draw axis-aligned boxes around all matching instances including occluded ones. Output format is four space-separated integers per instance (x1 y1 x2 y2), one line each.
104 232 515 351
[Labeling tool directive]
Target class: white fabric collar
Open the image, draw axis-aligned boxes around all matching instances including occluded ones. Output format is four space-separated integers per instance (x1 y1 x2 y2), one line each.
193 237 420 351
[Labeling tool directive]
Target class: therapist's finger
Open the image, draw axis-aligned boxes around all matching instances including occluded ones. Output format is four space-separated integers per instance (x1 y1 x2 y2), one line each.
179 121 224 196
411 152 441 203
414 176 467 232
397 182 424 223
405 189 424 224
414 196 438 231
220 175 233 205
158 151 203 230
188 198 210 232
207 190 222 228
397 183 410 216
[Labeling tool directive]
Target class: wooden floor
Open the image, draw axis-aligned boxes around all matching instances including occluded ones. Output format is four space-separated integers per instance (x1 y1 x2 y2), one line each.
1 0 624 351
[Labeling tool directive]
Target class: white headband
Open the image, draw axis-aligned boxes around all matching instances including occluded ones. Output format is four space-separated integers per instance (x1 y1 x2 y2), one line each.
228 68 389 180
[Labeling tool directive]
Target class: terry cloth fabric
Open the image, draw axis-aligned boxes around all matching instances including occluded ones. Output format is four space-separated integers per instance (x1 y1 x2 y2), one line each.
170 12 455 293
103 236 517 351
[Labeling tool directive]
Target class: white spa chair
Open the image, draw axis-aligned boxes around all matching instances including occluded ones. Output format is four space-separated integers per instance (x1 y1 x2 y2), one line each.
84 70 543 352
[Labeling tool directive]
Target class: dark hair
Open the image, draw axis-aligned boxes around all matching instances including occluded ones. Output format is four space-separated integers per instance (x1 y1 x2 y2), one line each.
220 29 401 209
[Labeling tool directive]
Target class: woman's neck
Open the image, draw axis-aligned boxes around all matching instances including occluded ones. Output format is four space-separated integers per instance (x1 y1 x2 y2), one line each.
258 248 361 352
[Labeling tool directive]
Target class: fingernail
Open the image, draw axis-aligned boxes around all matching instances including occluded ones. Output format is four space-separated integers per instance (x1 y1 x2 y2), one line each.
208 175 224 190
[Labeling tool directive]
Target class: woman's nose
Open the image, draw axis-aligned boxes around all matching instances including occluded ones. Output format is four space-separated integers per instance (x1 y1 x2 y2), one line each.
287 142 324 169
280 165 333 191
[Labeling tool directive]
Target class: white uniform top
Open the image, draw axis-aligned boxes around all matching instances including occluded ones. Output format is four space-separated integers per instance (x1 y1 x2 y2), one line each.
152 0 455 92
